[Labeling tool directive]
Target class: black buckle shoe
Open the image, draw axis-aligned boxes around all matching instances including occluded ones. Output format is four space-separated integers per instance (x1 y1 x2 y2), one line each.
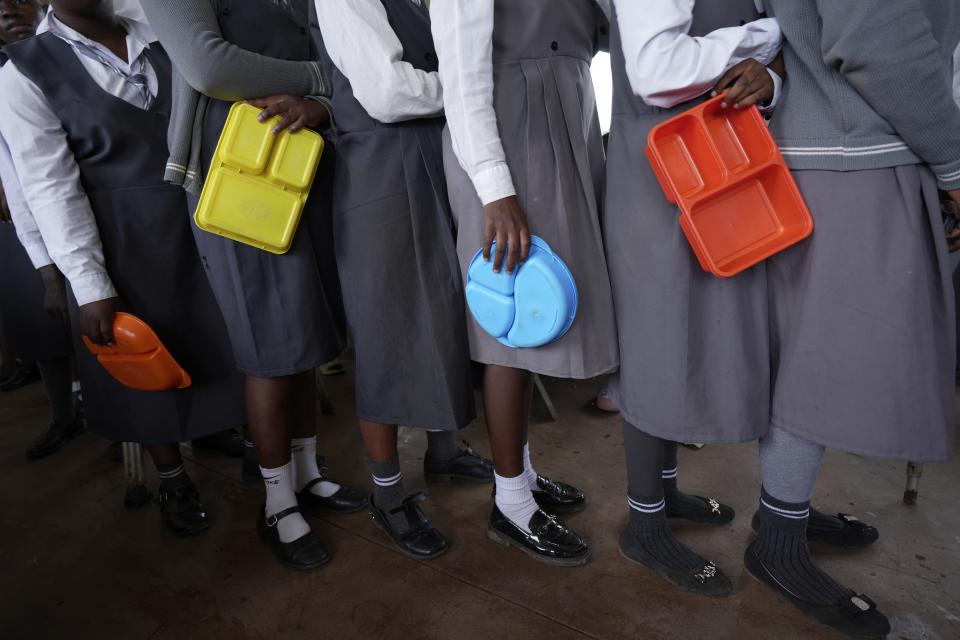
257 505 330 570
192 428 245 458
532 475 586 514
744 542 890 637
488 505 590 567
618 526 731 596
750 511 879 547
370 492 448 559
25 421 84 461
297 476 368 513
424 441 494 483
158 483 210 537
0 360 39 391
666 494 735 525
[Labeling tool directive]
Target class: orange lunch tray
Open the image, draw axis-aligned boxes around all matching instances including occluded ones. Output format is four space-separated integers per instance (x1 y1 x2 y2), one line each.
82 312 191 392
645 95 813 277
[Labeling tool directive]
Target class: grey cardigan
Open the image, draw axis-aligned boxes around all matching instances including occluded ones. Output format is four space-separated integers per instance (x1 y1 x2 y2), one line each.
140 0 327 194
764 0 960 190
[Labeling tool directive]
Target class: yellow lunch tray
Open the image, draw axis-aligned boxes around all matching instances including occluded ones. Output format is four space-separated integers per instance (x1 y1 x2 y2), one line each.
194 102 324 254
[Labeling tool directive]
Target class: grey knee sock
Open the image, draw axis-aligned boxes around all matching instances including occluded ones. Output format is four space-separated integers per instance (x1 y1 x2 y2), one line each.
370 457 410 530
759 425 824 502
425 429 458 462
37 357 74 425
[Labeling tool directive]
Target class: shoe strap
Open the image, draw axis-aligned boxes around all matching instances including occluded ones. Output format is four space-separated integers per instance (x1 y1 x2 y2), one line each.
265 505 303 527
387 492 432 535
300 477 336 495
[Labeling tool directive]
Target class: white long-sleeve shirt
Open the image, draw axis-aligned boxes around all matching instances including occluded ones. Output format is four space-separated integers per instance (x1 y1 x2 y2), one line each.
431 0 610 206
0 12 158 305
314 0 442 123
0 136 51 269
613 0 782 108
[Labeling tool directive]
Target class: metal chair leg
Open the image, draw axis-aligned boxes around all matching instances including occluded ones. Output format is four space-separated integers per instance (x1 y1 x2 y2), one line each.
122 442 151 509
903 461 923 505
531 374 558 422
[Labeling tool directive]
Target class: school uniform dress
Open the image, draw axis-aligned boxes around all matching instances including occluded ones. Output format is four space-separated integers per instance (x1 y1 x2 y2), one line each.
184 0 345 378
433 0 619 379
0 19 246 444
605 0 778 445
311 0 474 430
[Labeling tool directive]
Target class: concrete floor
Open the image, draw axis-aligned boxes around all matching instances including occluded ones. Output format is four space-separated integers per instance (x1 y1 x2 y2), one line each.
0 373 958 640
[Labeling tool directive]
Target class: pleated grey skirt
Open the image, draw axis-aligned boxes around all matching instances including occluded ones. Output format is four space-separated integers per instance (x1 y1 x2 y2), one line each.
442 55 619 379
606 110 954 460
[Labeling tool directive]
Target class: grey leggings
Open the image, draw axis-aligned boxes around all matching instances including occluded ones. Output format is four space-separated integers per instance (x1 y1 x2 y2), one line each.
759 425 825 503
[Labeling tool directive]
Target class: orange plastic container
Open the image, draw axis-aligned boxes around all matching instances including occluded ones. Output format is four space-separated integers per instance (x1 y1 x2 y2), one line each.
82 312 191 392
646 95 813 277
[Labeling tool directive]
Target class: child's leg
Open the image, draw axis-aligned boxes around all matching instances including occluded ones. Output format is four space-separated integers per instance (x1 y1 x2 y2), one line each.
619 419 730 595
144 442 210 537
25 356 81 460
364 420 448 558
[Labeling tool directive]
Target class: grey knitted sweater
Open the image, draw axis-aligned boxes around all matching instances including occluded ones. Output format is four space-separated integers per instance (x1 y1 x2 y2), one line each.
764 0 960 190
140 0 326 194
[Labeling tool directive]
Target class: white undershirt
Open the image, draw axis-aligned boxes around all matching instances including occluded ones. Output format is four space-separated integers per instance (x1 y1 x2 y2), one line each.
314 0 442 123
0 10 157 305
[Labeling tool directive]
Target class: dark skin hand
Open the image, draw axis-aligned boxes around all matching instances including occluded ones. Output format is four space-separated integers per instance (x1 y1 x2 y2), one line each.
946 190 960 252
711 58 776 109
247 95 330 135
79 296 120 346
0 183 10 223
483 195 531 274
38 265 70 329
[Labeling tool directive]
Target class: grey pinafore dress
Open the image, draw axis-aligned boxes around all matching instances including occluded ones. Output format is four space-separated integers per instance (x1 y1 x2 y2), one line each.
311 0 474 430
5 34 246 444
0 51 72 362
607 2 955 460
188 0 346 378
442 0 619 380
606 1 770 446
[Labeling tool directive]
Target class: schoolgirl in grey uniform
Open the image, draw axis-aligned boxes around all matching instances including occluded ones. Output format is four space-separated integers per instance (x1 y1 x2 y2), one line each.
611 0 960 635
310 0 490 559
140 0 368 570
0 0 246 536
432 0 619 565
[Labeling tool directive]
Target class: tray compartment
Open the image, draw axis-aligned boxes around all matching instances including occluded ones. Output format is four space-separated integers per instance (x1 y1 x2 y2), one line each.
685 164 811 276
201 170 302 249
648 114 726 199
219 106 276 174
701 100 775 174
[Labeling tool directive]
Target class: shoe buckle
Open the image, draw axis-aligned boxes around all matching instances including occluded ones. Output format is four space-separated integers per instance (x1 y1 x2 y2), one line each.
265 514 279 527
708 498 721 515
850 596 870 612
695 562 718 583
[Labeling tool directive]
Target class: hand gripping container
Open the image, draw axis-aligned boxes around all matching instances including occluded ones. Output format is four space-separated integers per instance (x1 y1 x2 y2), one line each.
465 236 578 349
82 312 191 391
646 95 814 277
194 102 325 254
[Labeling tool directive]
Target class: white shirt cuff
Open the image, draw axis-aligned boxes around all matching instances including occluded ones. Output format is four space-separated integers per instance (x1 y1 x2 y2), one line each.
70 272 118 307
759 68 783 115
21 239 54 269
470 163 517 206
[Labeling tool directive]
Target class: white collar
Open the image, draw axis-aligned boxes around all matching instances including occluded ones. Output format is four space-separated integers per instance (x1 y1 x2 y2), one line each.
40 8 156 69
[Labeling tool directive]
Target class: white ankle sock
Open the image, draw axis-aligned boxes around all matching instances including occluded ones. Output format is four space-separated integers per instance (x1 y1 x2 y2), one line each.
495 471 539 533
290 436 340 498
260 461 310 543
522 443 540 492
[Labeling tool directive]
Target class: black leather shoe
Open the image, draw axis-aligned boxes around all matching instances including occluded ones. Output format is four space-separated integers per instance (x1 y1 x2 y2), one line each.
532 475 586 514
158 483 210 537
297 477 368 513
424 441 494 483
0 360 39 391
750 511 879 547
666 494 735 525
488 505 590 566
744 542 890 637
618 525 731 596
370 492 448 559
257 506 330 570
25 421 84 461
192 428 245 458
